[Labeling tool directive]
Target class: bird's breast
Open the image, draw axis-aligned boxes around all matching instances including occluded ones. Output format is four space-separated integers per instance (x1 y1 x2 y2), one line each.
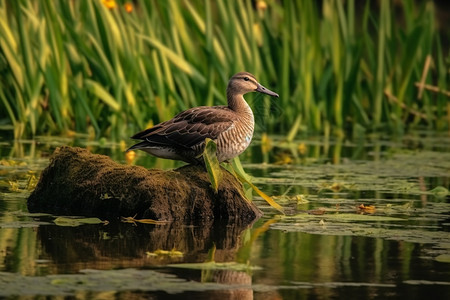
216 112 254 162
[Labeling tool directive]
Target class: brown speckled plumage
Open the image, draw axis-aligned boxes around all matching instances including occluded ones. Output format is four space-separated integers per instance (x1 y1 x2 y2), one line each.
127 72 279 164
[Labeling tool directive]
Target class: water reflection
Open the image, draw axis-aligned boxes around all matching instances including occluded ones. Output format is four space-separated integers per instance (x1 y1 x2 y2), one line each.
1 132 449 299
0 218 256 298
36 219 249 271
250 229 450 300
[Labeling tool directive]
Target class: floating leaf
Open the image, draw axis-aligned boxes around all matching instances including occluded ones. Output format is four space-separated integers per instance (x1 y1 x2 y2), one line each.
430 186 449 197
0 268 238 296
308 208 326 215
203 138 222 192
146 249 183 257
435 254 450 263
9 211 52 217
1 221 51 228
313 213 405 222
53 217 104 227
168 261 261 272
358 204 376 214
121 215 168 225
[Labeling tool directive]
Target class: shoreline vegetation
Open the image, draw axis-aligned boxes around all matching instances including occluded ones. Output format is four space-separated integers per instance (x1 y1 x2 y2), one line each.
0 0 448 141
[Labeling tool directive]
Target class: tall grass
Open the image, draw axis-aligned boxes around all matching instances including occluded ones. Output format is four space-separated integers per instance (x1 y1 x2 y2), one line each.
0 0 448 140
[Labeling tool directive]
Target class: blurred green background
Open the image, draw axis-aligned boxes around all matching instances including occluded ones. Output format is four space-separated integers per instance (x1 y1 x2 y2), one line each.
0 0 448 142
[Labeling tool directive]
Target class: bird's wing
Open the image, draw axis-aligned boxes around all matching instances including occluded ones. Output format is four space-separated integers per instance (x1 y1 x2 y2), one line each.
131 107 234 149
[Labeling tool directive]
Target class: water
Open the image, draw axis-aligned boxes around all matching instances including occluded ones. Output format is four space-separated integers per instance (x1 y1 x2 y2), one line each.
0 132 449 299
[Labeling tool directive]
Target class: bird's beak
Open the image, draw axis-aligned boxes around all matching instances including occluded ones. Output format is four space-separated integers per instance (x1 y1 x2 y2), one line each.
256 83 279 97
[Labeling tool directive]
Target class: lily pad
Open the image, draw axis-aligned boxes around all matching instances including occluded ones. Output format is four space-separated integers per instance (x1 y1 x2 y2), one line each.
0 268 245 296
0 220 51 228
53 217 104 227
435 254 450 263
9 211 52 217
311 213 405 222
168 261 261 272
429 186 449 197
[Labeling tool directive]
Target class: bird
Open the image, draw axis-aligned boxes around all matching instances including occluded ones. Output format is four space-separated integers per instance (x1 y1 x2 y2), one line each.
127 72 279 164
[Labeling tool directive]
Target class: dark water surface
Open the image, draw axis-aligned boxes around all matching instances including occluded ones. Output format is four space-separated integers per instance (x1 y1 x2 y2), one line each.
0 132 449 299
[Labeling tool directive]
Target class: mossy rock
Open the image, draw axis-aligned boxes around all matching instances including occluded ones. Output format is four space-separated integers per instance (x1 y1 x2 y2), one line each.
27 146 262 224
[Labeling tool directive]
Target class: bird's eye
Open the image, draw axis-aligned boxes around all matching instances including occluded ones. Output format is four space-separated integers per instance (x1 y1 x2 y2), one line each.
244 77 249 81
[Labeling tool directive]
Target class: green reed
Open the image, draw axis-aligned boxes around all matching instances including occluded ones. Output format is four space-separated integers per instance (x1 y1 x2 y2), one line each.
0 0 448 140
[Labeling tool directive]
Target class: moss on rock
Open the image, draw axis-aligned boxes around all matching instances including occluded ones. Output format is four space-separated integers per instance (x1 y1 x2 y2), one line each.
27 146 262 224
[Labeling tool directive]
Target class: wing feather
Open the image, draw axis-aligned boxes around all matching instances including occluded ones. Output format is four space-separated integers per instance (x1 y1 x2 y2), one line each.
130 106 234 149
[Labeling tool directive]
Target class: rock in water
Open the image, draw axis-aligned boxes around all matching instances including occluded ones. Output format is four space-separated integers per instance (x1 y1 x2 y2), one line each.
27 146 262 224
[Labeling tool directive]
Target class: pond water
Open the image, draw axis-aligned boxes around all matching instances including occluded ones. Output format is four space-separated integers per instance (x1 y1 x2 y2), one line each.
0 132 449 299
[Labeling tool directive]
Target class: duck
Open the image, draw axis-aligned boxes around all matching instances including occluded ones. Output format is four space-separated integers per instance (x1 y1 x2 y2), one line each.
127 72 279 164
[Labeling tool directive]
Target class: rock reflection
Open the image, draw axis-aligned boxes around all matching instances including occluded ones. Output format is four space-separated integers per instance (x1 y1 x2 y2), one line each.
204 270 253 300
37 218 254 298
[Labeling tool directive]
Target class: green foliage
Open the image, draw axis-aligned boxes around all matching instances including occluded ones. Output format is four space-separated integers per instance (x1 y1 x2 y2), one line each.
203 138 222 192
228 157 285 214
0 0 448 139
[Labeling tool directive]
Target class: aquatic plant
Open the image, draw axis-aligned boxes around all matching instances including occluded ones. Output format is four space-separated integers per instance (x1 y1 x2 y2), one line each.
0 0 448 140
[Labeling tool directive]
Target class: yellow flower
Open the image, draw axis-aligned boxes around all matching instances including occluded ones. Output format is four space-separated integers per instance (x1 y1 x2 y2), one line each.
125 150 136 165
253 23 263 46
256 1 267 12
102 0 117 9
274 152 293 165
297 142 307 155
261 132 272 154
124 2 133 13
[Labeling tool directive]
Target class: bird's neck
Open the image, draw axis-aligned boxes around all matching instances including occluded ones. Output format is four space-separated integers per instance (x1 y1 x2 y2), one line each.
227 93 255 136
227 93 253 115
